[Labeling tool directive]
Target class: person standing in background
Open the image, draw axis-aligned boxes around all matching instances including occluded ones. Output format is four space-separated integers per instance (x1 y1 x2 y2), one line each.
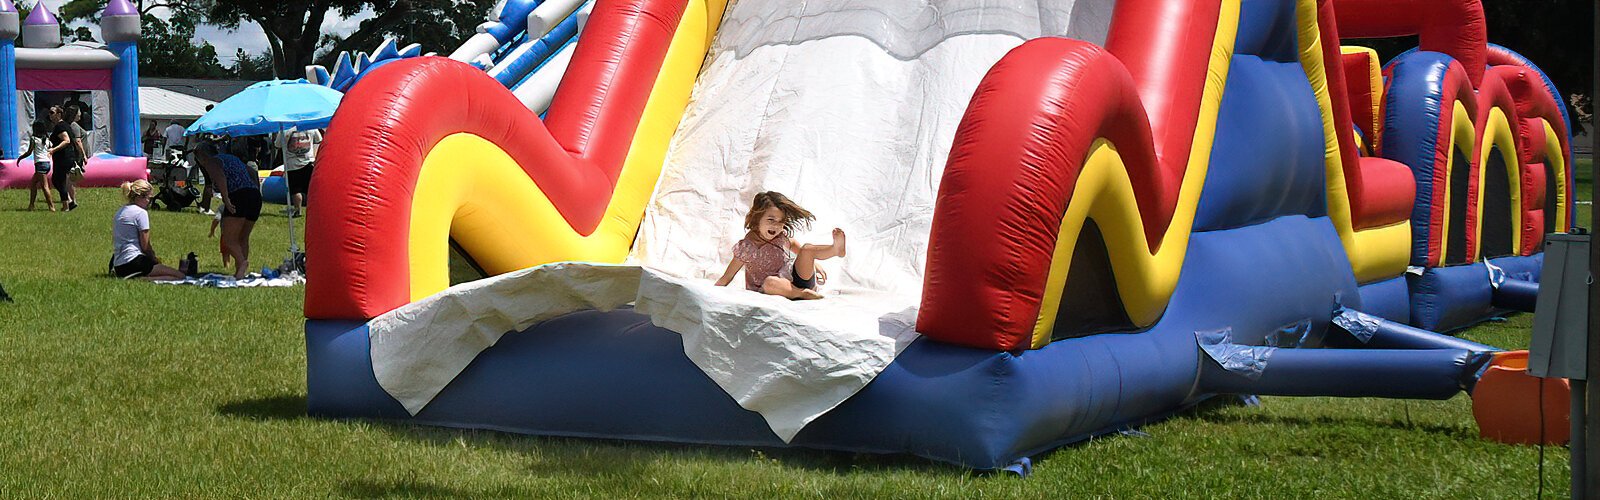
46 106 77 211
62 106 88 210
141 122 159 157
193 138 262 279
162 120 185 151
276 128 322 217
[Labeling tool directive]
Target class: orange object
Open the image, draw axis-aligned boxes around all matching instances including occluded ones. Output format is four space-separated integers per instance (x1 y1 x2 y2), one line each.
1471 350 1569 445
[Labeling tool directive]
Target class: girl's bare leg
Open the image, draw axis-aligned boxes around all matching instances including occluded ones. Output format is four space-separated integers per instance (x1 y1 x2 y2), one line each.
793 229 848 281
761 276 822 300
28 174 53 210
239 220 256 275
223 218 250 278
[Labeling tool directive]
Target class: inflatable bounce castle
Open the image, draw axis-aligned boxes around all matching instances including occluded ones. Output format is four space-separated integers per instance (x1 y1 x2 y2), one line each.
0 0 144 188
301 0 1574 469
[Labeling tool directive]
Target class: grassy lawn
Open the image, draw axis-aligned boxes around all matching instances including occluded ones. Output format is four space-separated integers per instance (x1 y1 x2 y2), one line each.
0 160 1587 498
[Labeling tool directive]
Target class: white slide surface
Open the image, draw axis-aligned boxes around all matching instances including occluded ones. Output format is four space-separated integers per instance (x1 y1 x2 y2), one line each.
373 0 1116 441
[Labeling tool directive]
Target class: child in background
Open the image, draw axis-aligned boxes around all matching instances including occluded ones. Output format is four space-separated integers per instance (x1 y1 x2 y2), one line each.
24 121 54 211
713 191 846 300
207 194 231 268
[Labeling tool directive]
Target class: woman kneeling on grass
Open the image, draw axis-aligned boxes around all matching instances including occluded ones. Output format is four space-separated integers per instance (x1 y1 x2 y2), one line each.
193 138 261 279
109 179 186 280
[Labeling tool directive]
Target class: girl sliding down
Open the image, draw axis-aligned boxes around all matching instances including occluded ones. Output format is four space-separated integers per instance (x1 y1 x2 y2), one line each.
715 191 846 300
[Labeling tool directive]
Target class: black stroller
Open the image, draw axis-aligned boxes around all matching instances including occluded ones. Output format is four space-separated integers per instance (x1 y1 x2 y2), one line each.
149 147 200 211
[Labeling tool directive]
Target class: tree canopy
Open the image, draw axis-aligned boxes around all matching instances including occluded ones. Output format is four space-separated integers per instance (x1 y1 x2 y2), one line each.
204 0 492 79
60 0 491 79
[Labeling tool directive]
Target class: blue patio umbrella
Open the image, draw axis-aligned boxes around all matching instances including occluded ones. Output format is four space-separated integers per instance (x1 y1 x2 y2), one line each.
186 79 342 272
186 79 343 137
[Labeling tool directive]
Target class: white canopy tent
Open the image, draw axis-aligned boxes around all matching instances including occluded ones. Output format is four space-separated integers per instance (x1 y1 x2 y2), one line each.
138 86 217 121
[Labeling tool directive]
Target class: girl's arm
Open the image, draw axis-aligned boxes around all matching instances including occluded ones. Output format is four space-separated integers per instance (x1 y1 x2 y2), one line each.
20 139 32 160
713 259 744 287
139 229 158 263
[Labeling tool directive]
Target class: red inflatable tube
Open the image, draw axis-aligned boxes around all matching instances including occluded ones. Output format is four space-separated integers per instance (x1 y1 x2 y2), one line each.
1467 72 1521 260
1332 0 1487 87
304 0 686 320
1103 0 1222 187
1491 55 1574 235
1520 162 1547 254
1487 66 1568 254
1317 0 1413 229
1340 50 1380 151
918 39 1163 351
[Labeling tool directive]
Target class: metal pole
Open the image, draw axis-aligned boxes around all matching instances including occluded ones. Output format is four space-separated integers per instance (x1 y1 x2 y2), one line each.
1586 1 1600 495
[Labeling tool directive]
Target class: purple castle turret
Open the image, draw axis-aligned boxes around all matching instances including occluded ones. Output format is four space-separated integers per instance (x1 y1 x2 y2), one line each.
102 0 138 43
0 1 18 42
20 0 59 49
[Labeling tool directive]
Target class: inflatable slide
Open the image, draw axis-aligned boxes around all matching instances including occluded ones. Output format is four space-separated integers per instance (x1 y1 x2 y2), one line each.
301 0 1574 469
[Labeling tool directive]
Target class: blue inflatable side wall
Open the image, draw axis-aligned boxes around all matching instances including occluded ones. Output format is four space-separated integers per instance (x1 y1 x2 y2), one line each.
308 216 1373 469
1194 0 1329 231
1408 254 1543 331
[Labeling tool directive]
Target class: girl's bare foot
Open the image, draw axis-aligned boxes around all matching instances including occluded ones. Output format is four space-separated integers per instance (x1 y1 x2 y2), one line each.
795 288 824 300
832 228 847 257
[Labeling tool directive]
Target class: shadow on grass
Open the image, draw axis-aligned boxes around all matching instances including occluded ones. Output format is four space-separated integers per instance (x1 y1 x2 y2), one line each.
339 477 532 499
217 393 307 421
1185 396 1477 439
369 421 968 478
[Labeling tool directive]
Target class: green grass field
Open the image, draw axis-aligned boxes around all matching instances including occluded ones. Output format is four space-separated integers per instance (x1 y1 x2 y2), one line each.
0 160 1588 497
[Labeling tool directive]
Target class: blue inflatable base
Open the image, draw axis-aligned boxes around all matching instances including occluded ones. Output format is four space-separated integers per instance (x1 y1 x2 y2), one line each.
305 216 1481 469
1408 254 1543 331
1356 276 1410 324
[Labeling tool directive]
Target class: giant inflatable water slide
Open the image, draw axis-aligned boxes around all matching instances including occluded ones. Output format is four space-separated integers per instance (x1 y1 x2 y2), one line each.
302 0 1574 469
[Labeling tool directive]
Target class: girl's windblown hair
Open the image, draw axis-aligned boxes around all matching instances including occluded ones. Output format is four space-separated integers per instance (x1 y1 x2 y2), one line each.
743 191 815 233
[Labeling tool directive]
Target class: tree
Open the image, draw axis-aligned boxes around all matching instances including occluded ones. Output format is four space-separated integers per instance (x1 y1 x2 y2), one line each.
62 0 192 20
136 10 230 78
59 0 229 78
229 48 275 80
315 0 494 67
206 0 492 79
60 0 491 79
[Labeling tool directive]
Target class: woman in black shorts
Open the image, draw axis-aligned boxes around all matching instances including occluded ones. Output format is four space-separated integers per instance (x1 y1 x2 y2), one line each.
194 138 262 278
